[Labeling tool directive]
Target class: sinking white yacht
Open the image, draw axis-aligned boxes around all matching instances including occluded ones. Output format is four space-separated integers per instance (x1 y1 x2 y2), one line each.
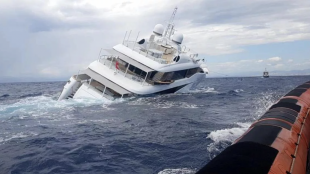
58 8 209 101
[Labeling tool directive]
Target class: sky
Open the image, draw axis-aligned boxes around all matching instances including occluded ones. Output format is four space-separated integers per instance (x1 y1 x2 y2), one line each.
0 0 309 82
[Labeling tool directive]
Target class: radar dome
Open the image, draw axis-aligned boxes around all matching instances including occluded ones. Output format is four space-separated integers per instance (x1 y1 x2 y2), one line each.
153 24 164 36
172 33 183 44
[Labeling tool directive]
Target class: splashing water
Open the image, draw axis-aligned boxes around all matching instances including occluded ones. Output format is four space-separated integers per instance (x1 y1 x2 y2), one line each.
0 131 38 144
252 91 282 120
0 95 128 120
128 96 201 109
206 122 250 159
158 168 196 174
176 86 218 94
206 90 283 159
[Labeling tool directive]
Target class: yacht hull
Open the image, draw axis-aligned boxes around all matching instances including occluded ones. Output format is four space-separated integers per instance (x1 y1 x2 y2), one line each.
58 72 204 100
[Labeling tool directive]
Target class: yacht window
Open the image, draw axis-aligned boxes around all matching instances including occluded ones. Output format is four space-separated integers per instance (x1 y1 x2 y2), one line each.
161 72 174 81
134 67 142 76
104 87 122 98
186 68 198 78
128 65 135 72
89 80 105 92
141 71 147 78
149 71 157 79
148 67 203 85
172 70 187 80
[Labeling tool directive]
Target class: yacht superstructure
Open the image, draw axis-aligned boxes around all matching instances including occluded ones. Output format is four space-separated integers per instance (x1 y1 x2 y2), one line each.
58 8 209 101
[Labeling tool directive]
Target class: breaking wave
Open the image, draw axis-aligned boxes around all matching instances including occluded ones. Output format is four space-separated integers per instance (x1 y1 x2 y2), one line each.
158 168 196 174
176 87 218 94
0 131 38 144
206 90 282 159
0 95 124 119
128 96 201 109
206 122 250 159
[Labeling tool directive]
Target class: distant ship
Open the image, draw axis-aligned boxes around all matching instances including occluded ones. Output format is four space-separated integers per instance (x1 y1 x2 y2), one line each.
263 68 269 78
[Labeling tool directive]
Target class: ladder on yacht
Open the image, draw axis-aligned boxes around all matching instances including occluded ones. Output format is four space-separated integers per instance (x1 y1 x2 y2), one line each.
66 83 82 99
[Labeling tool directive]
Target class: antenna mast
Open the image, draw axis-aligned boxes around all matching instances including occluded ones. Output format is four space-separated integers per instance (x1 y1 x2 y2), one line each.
164 7 178 39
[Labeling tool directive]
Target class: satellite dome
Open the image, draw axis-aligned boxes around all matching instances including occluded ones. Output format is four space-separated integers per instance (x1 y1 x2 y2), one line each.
172 33 183 44
153 24 164 36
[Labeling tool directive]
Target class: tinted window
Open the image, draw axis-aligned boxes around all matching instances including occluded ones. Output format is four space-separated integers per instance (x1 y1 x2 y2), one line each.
172 70 187 80
134 67 142 76
161 72 174 81
149 71 157 79
151 68 202 83
186 68 198 77
141 71 147 78
128 65 135 71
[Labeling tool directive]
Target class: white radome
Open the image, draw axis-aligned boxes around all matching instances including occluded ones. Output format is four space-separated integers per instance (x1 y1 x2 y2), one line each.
153 24 164 36
172 33 183 44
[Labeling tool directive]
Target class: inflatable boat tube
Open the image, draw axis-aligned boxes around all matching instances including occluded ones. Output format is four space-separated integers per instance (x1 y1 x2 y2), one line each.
196 81 310 174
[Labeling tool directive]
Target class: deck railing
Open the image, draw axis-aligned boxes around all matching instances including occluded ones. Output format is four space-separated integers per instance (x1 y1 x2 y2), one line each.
123 40 169 64
98 55 151 86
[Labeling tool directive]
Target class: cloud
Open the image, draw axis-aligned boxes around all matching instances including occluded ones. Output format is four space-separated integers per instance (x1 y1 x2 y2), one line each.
268 57 282 62
40 67 61 76
0 0 309 81
288 59 293 62
239 60 252 63
182 0 310 54
274 64 284 68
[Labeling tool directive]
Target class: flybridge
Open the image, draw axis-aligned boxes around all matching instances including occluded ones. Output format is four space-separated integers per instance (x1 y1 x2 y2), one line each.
118 7 199 65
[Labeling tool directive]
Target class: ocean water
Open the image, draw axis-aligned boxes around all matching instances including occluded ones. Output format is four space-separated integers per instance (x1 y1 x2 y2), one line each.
0 76 309 174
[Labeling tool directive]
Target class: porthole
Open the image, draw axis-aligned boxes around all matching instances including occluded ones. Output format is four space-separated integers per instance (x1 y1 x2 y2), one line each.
176 56 180 62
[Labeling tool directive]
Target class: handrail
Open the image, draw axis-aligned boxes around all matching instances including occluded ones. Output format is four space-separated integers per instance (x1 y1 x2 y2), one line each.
123 40 170 64
97 56 151 86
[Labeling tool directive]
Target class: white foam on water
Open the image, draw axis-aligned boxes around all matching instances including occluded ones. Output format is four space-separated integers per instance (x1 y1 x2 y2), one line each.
155 101 200 109
158 168 196 174
0 131 38 144
206 122 250 159
76 118 116 125
177 87 218 94
207 122 250 144
129 97 200 109
206 90 282 158
0 95 127 119
233 89 244 93
179 103 199 109
252 91 281 120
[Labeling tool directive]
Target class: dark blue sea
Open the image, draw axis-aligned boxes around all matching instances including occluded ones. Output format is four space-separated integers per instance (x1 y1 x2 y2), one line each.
0 76 309 174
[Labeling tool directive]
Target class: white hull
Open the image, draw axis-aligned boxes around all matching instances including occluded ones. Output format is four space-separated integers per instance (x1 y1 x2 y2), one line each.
58 70 205 100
